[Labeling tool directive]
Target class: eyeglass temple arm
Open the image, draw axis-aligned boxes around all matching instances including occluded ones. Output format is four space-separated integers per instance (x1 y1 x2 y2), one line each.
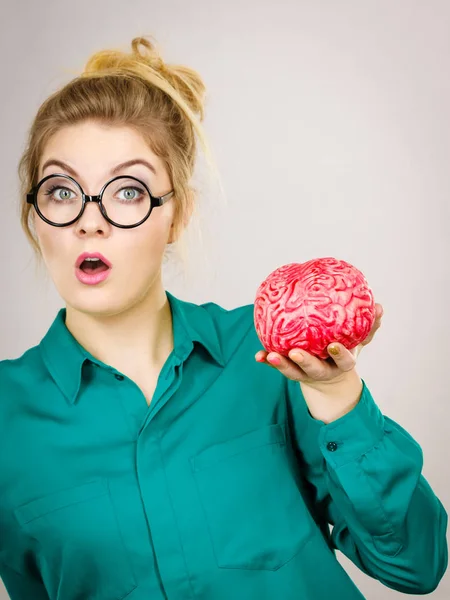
157 190 175 205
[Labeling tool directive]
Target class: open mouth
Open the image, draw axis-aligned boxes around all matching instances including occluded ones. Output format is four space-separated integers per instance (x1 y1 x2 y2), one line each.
79 257 110 274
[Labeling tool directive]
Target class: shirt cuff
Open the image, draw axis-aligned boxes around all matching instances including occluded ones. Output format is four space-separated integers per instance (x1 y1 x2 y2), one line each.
317 379 386 469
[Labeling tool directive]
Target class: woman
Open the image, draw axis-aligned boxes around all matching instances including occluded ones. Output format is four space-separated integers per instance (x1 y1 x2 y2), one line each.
0 36 447 600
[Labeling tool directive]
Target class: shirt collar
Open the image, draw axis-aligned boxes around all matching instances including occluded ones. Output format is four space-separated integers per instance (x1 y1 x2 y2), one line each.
39 290 225 405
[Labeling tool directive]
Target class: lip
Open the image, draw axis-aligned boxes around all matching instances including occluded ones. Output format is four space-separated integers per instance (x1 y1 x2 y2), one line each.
75 252 112 269
75 252 112 286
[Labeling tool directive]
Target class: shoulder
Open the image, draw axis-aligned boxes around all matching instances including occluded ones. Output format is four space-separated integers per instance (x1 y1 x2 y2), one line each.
200 299 255 331
0 345 44 402
172 291 261 356
197 298 263 356
0 347 47 447
0 344 43 373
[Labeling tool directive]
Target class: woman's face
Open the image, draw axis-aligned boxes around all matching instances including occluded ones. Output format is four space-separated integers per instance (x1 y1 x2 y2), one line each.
34 120 176 316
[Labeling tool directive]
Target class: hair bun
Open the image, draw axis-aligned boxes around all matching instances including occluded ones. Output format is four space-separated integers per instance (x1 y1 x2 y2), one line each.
82 35 206 120
131 36 166 73
82 35 165 76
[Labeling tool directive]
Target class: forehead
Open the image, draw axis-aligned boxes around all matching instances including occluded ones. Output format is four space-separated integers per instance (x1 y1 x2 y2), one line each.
39 121 163 180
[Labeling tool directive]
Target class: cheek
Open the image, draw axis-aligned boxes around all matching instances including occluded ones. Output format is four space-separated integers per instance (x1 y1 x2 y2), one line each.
140 207 174 248
35 222 59 260
125 218 171 267
35 223 73 278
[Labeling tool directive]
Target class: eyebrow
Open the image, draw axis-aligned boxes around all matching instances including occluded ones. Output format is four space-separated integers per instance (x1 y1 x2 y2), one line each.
40 158 157 179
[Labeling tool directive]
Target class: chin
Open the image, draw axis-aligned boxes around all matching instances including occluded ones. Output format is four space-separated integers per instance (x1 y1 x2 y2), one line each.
62 287 129 318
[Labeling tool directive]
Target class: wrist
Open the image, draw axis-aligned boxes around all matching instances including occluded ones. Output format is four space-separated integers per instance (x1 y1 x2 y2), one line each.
299 369 363 424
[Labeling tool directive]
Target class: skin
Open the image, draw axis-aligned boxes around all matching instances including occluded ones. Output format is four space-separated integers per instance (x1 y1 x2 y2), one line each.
255 303 384 384
255 304 384 423
33 117 383 416
34 120 183 379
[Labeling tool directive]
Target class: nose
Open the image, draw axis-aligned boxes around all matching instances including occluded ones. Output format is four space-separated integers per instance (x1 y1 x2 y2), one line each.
75 198 111 237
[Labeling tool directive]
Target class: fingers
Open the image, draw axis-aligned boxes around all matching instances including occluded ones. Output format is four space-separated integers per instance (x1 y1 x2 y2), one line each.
254 304 383 383
255 350 307 382
255 348 344 382
325 344 357 372
361 303 384 346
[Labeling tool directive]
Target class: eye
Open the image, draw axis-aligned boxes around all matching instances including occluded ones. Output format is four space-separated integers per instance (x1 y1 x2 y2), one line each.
44 185 76 202
116 186 145 202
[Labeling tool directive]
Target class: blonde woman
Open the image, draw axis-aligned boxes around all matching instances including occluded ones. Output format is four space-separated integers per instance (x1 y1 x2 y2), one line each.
0 36 447 600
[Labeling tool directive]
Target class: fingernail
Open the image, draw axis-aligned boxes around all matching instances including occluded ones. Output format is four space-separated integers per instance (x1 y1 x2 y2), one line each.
268 355 281 366
328 345 340 356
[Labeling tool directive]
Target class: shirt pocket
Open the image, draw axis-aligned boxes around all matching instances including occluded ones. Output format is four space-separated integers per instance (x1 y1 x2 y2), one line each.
13 479 137 600
190 422 316 571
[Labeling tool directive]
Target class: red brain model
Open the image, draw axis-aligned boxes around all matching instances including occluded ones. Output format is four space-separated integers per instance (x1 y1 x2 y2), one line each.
254 257 376 360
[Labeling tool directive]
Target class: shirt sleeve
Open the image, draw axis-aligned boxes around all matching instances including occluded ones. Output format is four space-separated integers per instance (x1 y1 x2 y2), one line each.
285 376 448 595
0 562 50 600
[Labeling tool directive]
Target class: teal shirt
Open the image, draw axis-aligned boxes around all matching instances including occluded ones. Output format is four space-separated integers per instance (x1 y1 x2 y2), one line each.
0 291 447 600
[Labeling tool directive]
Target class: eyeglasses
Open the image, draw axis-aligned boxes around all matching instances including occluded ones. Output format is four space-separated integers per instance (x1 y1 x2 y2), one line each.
26 173 175 229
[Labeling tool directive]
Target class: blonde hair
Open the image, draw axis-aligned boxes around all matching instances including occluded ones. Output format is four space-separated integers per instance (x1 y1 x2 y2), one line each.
18 35 224 276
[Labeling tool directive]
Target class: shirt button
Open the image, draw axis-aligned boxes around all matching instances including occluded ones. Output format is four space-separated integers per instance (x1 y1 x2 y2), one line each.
115 374 124 381
327 441 338 452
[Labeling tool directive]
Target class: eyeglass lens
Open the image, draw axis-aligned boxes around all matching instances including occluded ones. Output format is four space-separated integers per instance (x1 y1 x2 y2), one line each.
36 175 152 226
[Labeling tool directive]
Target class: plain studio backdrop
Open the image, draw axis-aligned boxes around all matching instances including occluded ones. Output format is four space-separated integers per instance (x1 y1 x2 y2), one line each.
0 0 449 598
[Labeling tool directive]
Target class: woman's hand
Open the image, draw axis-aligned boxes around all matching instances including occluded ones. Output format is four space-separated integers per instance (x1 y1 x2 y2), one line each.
255 303 384 389
255 303 384 423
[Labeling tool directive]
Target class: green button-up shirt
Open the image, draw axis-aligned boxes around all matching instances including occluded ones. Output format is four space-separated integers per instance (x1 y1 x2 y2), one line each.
0 291 447 599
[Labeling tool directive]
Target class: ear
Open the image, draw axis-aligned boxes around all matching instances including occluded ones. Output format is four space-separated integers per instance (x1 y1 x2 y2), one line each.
167 191 194 244
167 221 176 245
30 210 39 242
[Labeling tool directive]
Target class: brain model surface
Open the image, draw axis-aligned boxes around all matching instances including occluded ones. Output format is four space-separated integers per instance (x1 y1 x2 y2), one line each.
254 257 376 360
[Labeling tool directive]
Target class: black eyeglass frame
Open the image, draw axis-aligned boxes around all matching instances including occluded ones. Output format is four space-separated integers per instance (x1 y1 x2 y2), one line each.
26 173 175 229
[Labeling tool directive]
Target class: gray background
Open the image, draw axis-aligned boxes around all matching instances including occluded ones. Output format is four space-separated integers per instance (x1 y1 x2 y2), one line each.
1 0 449 598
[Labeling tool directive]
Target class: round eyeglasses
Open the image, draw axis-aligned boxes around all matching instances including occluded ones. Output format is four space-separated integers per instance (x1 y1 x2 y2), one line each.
26 173 175 229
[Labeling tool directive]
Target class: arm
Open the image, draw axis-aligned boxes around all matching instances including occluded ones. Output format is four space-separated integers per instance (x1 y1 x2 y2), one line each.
0 562 50 600
285 376 448 595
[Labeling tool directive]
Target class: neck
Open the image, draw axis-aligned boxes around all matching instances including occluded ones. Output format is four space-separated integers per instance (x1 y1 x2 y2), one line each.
64 282 174 377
